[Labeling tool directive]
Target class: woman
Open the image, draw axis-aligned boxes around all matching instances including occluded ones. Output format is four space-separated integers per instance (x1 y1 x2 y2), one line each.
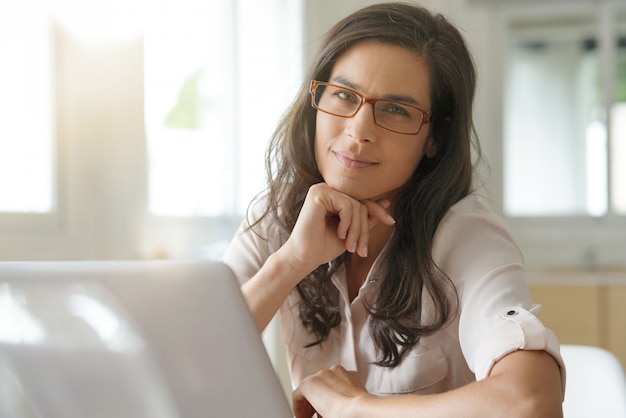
222 3 564 417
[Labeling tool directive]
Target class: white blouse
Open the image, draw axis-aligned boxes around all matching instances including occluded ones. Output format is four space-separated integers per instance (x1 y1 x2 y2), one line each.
222 193 565 395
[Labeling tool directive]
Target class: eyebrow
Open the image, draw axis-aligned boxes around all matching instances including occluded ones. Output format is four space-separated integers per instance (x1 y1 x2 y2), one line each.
329 76 423 106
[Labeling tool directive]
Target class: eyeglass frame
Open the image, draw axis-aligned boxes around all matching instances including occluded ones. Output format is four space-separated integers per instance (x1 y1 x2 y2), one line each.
309 80 432 135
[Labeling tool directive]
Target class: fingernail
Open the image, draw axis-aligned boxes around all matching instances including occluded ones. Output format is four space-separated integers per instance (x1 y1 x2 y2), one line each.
363 245 368 258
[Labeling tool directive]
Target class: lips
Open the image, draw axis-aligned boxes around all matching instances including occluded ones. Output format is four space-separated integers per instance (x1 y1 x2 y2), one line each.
334 150 377 169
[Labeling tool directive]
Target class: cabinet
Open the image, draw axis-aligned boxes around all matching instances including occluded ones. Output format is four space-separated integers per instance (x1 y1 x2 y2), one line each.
528 272 626 369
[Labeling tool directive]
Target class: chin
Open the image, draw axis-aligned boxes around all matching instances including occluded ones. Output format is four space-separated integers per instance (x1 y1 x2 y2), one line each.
328 181 382 201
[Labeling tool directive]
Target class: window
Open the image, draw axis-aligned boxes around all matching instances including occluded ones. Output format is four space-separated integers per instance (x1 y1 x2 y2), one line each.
144 0 303 217
141 0 303 259
503 2 626 218
0 0 54 213
0 0 302 262
489 0 626 269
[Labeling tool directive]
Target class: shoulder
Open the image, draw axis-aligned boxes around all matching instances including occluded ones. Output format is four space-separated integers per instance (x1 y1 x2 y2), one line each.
244 195 289 245
435 193 518 251
432 193 524 281
441 193 505 228
222 196 287 284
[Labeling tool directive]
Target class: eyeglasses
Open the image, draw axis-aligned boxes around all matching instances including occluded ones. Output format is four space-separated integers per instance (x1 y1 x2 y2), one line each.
309 80 432 135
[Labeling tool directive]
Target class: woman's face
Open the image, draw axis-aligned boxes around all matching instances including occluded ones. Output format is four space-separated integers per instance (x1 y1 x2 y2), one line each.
314 40 436 202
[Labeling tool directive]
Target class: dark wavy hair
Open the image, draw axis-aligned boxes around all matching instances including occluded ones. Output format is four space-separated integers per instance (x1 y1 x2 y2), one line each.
250 2 480 367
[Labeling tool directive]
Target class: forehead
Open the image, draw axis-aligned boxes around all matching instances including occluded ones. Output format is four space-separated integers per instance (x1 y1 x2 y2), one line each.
329 40 431 107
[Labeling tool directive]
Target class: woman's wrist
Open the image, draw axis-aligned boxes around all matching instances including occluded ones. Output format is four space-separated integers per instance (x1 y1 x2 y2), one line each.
345 392 380 418
272 243 320 283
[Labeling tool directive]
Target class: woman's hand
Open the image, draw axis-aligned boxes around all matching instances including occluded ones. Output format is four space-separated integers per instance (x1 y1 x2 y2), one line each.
281 182 396 274
292 365 372 418
241 182 395 332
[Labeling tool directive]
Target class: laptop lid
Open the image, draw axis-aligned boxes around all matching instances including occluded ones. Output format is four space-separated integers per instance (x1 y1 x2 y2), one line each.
0 260 292 418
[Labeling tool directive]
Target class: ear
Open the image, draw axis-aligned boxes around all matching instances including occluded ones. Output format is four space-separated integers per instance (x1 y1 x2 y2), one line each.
424 136 438 159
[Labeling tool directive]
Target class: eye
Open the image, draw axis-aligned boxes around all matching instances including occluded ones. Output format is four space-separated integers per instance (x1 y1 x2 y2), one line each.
378 102 411 117
331 88 359 104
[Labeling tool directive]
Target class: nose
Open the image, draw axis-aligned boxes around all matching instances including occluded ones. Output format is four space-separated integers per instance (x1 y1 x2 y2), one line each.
345 102 377 142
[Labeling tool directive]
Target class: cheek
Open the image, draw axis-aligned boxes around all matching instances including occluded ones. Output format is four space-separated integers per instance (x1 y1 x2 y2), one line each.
387 146 426 186
313 117 324 161
315 113 341 140
314 114 340 159
395 142 425 170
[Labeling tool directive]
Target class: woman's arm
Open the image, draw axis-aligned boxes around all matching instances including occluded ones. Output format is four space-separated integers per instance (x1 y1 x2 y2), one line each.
241 183 396 332
292 349 563 418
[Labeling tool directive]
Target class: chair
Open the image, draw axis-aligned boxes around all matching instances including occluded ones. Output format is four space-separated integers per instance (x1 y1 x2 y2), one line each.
561 344 626 418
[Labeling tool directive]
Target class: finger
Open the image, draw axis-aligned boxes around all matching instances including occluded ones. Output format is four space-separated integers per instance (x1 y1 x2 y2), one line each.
376 198 392 210
310 186 351 240
343 200 363 254
334 198 352 241
355 204 369 257
363 200 396 228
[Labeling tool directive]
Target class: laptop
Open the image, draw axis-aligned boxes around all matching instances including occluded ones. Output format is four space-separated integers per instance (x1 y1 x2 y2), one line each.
0 260 292 418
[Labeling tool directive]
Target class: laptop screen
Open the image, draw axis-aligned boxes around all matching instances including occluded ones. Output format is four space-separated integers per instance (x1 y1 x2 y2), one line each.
0 260 292 418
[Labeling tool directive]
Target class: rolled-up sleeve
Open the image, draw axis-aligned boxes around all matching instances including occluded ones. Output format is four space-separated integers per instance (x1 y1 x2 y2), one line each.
470 304 563 380
433 195 565 391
